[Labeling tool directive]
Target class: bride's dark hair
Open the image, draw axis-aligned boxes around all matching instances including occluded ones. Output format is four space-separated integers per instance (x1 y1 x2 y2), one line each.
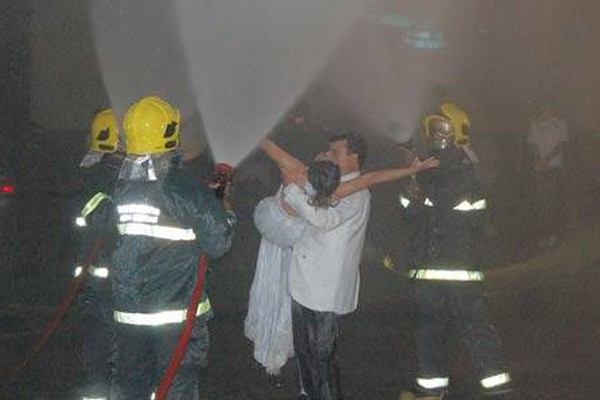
307 160 340 208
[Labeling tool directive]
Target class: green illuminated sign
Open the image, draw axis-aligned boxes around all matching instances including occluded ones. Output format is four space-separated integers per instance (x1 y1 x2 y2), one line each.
366 12 445 51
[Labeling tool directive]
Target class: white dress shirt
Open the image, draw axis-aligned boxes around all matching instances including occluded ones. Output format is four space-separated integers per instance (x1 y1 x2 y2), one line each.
283 172 371 314
527 115 569 169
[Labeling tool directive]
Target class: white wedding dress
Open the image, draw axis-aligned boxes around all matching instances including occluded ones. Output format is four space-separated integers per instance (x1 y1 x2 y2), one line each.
244 189 306 374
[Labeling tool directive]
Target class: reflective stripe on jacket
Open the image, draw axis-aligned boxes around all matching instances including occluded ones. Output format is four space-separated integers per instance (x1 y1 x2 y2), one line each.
409 269 484 281
114 298 212 326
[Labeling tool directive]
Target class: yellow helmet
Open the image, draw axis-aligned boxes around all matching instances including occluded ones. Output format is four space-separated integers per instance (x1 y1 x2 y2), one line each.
440 102 470 147
90 108 118 153
124 96 181 155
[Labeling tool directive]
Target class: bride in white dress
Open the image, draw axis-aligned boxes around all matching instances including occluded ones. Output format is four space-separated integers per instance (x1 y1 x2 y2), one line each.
245 160 339 374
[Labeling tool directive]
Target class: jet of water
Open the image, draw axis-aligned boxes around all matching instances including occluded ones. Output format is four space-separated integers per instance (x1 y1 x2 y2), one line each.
89 0 369 164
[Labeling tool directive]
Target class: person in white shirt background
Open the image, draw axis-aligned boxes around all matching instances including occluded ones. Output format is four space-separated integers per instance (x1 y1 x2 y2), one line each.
527 100 569 248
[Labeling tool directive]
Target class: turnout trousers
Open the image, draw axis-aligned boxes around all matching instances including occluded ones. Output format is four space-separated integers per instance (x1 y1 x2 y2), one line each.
79 277 113 399
413 280 510 396
110 319 209 400
534 169 563 240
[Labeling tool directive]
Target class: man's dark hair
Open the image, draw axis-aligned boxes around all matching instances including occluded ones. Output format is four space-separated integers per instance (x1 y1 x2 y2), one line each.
329 132 368 168
307 160 340 208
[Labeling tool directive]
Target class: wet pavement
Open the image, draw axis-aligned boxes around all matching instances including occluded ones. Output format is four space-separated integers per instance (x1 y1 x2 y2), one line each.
3 224 600 399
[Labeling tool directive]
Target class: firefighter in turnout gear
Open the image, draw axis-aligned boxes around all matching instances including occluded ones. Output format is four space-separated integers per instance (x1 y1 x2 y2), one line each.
75 108 122 400
109 96 236 399
400 104 512 400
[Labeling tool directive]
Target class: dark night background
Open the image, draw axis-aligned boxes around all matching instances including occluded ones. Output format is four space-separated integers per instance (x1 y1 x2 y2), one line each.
1 1 600 398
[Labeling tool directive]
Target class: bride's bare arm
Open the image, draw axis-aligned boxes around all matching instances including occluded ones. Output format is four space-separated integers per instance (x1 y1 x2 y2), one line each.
259 139 308 216
260 138 306 174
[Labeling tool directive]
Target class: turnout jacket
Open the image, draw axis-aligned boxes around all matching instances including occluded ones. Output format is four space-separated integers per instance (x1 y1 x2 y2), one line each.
75 153 122 276
111 155 235 315
415 146 486 270
397 178 433 270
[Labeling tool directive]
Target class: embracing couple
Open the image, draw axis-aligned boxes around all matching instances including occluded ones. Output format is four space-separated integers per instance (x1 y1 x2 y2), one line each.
245 132 437 400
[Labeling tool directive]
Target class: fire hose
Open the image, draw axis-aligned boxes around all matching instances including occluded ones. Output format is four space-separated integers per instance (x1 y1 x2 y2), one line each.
10 239 104 380
154 254 208 400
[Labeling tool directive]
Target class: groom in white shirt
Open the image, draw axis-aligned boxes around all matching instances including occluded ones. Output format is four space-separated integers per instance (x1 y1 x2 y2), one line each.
282 132 371 400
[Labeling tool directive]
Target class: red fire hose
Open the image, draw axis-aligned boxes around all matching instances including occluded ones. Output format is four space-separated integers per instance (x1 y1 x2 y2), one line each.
155 254 208 400
10 239 104 380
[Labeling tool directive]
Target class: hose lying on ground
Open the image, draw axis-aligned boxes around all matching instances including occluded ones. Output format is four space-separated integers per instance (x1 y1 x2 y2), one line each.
9 239 104 380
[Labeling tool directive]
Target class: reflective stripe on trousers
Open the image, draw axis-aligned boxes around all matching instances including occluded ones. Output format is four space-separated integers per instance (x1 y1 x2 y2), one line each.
74 266 109 278
480 372 511 389
114 299 211 326
409 269 484 281
416 373 511 391
416 377 449 390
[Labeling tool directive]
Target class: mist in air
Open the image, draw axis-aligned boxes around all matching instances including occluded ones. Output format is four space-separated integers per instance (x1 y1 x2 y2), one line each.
88 0 369 164
25 0 600 220
25 0 599 166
